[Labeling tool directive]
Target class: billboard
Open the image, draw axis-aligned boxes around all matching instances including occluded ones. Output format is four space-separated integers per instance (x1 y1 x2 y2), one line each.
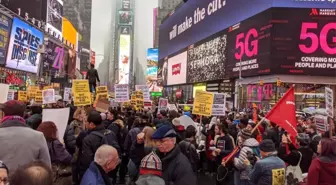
46 0 63 39
118 11 133 26
118 34 131 84
187 29 227 83
167 51 188 86
159 0 335 60
1 0 44 20
146 48 162 92
79 42 90 72
225 9 272 78
62 17 77 49
42 39 64 77
6 17 44 73
0 13 12 65
271 8 336 76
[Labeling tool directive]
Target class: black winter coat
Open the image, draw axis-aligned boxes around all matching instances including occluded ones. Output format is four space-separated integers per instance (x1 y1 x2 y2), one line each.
124 126 144 155
129 142 153 168
107 119 128 154
78 124 120 177
86 68 100 84
157 146 196 185
63 125 76 155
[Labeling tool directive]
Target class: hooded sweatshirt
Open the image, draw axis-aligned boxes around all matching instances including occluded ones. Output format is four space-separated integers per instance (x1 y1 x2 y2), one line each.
234 138 260 180
307 156 336 185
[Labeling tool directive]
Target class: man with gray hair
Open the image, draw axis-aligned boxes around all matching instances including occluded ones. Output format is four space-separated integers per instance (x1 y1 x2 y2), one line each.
80 145 120 185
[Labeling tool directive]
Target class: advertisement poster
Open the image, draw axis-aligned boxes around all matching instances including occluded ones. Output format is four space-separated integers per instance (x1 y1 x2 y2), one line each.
271 8 336 76
79 42 90 72
42 108 70 141
158 98 168 112
46 0 63 38
167 51 188 86
146 48 162 92
157 57 168 87
122 0 130 10
72 79 91 106
118 11 133 25
118 34 130 84
0 13 11 65
6 17 44 73
325 87 334 118
63 87 71 101
42 89 55 104
226 9 272 78
136 85 150 102
187 30 227 83
192 91 214 117
212 93 226 116
42 39 64 77
18 91 27 102
114 84 129 102
67 49 77 79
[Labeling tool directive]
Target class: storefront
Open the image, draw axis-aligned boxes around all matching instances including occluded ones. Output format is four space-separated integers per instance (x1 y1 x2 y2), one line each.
163 84 193 103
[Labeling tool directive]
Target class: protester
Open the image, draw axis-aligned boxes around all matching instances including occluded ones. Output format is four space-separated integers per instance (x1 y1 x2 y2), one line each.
173 117 186 143
37 121 72 185
0 100 51 176
179 125 200 173
136 151 165 185
0 161 8 185
26 105 42 130
151 125 196 185
10 161 53 185
306 124 322 154
307 138 336 185
86 63 100 92
80 145 120 185
248 139 286 185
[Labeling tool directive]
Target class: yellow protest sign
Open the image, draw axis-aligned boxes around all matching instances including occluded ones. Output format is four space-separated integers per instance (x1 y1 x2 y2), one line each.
28 86 39 99
18 91 27 102
72 80 91 106
94 86 109 106
192 91 214 117
96 86 108 94
35 90 43 104
135 91 144 109
43 85 53 90
131 95 137 107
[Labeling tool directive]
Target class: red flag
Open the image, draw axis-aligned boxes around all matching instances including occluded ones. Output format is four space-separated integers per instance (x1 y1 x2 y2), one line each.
265 86 298 137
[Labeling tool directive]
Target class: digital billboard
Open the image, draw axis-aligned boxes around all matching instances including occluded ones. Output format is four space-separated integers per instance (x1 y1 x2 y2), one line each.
42 39 64 77
187 29 227 83
225 9 273 78
118 34 130 84
159 0 334 60
46 0 63 38
271 8 336 76
167 51 188 86
6 17 44 73
146 48 162 92
0 13 12 65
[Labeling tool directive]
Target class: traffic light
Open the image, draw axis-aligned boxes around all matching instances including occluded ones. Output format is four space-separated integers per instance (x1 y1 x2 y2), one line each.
259 80 264 86
276 79 281 87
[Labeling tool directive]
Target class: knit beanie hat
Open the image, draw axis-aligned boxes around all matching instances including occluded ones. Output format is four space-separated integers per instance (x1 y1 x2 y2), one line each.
139 152 162 177
240 128 252 140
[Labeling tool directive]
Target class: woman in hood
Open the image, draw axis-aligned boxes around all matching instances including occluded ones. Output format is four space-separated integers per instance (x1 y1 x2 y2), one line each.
307 138 336 185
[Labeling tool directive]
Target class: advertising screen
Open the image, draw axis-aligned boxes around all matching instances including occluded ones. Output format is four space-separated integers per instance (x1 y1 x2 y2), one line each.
119 11 133 26
6 17 44 73
225 9 272 78
167 51 188 86
146 48 162 92
46 0 63 38
271 8 336 76
187 29 227 83
42 40 64 77
0 13 12 65
118 34 130 84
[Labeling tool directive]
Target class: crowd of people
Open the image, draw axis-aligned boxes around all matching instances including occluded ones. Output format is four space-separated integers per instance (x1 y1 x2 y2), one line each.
0 99 335 185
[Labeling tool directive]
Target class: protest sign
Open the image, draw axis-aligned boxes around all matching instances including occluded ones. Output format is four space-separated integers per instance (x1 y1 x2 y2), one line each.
7 90 14 101
42 89 55 104
325 87 334 118
144 102 152 110
135 85 150 101
158 98 168 111
63 88 71 102
212 93 226 116
0 84 9 103
115 84 129 102
43 85 53 90
18 91 27 102
72 80 91 106
314 115 329 132
28 86 39 100
168 103 178 112
42 108 70 142
192 91 214 117
35 90 43 104
135 91 144 109
96 99 110 113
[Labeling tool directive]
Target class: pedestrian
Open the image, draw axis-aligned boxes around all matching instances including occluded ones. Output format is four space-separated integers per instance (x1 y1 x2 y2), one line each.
0 161 9 185
307 138 336 185
0 100 51 176
10 161 53 185
248 139 286 185
151 125 196 185
80 145 120 185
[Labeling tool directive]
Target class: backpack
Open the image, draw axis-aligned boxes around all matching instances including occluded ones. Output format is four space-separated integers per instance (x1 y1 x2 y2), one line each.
178 140 197 172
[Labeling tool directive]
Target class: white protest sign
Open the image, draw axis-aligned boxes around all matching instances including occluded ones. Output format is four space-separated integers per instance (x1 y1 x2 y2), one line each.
168 103 178 112
7 90 15 101
42 89 55 104
325 87 334 118
212 93 226 116
158 98 168 112
135 85 150 101
314 115 329 132
0 84 9 103
42 108 70 141
114 84 129 102
63 87 71 102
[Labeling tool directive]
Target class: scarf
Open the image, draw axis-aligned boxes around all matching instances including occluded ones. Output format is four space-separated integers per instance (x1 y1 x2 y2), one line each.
1 116 26 125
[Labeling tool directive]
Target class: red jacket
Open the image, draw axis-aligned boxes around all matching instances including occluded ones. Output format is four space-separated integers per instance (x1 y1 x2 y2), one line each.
307 157 336 185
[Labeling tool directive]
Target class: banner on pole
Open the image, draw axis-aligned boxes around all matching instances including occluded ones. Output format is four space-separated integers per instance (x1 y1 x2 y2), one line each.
192 91 214 117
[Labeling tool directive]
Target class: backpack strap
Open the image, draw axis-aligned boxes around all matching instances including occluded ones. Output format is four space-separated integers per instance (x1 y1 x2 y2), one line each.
297 151 302 166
